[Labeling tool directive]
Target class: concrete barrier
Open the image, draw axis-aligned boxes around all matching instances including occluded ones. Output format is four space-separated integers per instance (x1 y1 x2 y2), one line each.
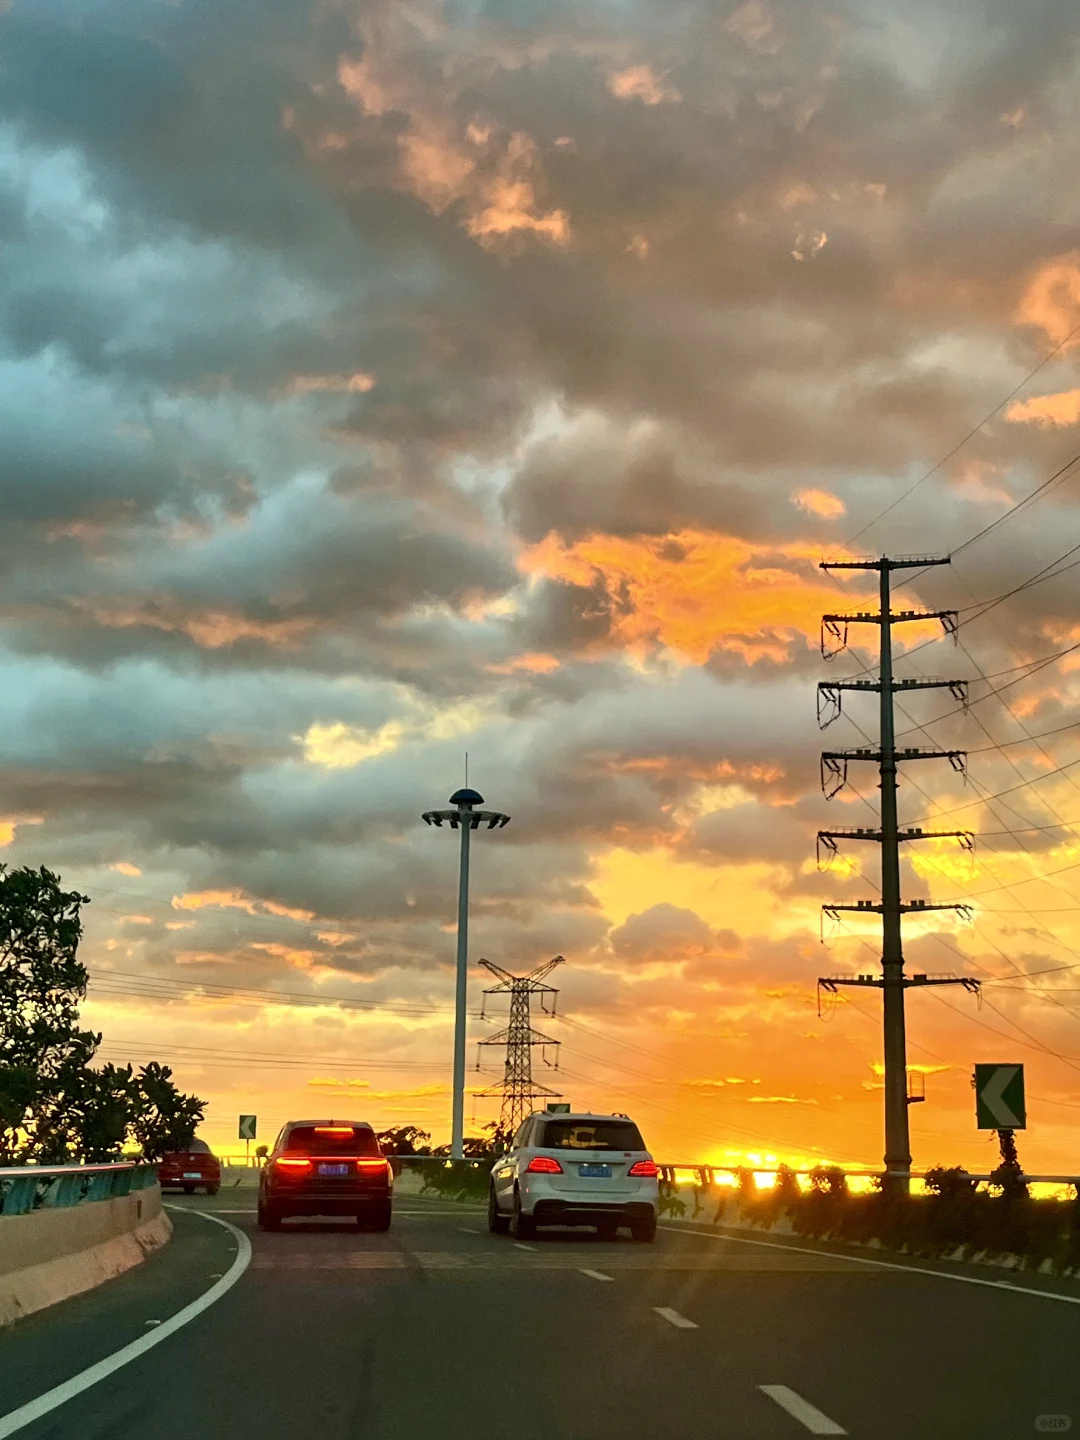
0 1184 171 1325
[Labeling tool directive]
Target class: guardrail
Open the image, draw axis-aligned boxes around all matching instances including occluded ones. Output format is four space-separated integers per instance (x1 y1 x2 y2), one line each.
0 1163 159 1217
657 1165 1080 1186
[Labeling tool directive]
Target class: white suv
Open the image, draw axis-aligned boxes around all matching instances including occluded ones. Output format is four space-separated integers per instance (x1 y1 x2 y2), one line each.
488 1111 658 1242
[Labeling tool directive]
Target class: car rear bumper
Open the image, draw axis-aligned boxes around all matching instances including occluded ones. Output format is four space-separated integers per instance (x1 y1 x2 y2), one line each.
262 1185 390 1216
265 1196 389 1217
529 1199 656 1227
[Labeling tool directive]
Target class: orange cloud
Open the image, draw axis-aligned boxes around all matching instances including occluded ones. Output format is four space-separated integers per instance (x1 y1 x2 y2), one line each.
520 529 851 664
1005 389 1080 427
607 65 681 106
0 815 42 847
725 0 780 53
73 600 313 651
1016 253 1080 345
285 372 376 396
487 652 561 675
110 861 142 877
172 889 259 915
793 488 846 518
464 133 570 246
337 57 568 249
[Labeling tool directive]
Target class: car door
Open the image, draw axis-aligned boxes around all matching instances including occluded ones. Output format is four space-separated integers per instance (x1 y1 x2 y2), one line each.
493 1119 531 1209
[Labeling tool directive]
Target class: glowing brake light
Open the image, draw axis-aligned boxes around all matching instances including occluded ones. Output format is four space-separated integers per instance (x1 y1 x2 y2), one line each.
525 1155 564 1174
314 1127 355 1136
275 1156 313 1172
628 1160 659 1178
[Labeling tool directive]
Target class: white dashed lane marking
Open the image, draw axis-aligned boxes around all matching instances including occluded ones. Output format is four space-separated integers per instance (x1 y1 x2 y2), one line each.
653 1307 697 1329
513 1243 536 1252
580 1269 614 1282
759 1386 847 1435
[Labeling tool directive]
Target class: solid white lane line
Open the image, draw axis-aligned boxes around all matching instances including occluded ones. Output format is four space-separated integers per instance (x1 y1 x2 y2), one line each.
759 1386 847 1435
658 1224 1080 1308
653 1306 697 1329
513 1242 536 1252
580 1269 614 1282
209 1209 256 1214
457 1227 480 1235
0 1208 251 1439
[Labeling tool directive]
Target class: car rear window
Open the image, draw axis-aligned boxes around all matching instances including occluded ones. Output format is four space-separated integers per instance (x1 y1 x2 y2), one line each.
283 1126 381 1156
540 1119 646 1151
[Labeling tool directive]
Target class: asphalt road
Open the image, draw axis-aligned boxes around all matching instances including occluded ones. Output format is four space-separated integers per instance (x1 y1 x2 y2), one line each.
3 1188 1080 1439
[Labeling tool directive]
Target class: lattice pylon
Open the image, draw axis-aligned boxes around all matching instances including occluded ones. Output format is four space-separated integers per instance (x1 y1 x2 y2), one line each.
477 956 564 1136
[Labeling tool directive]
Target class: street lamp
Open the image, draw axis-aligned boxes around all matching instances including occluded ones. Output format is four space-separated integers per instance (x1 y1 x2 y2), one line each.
422 788 510 1159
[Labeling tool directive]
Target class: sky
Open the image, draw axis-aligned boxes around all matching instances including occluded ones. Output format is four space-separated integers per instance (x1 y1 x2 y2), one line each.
4 0 1080 1174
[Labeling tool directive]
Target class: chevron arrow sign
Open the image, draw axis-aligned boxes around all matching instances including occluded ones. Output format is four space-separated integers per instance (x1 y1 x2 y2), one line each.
974 1064 1026 1130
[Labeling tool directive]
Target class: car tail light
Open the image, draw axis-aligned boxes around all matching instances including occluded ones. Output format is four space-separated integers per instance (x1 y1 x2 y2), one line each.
628 1160 659 1178
314 1126 355 1136
525 1156 564 1174
274 1157 313 1174
355 1158 389 1172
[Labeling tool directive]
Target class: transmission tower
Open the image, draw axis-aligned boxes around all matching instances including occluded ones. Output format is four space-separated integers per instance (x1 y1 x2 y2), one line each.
816 555 980 1191
476 956 564 1136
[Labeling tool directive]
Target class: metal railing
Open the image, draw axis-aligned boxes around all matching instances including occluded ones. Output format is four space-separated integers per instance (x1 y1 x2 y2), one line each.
0 1163 159 1217
657 1165 1080 1189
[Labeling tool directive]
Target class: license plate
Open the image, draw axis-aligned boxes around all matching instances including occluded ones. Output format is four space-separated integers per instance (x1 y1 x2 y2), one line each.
579 1164 611 1178
183 1172 202 1179
318 1163 349 1177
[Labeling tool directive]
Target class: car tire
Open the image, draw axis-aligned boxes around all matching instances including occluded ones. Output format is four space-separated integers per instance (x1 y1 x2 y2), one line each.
368 1201 392 1232
488 1186 511 1235
258 1201 282 1231
205 1184 219 1196
631 1213 657 1244
511 1189 536 1241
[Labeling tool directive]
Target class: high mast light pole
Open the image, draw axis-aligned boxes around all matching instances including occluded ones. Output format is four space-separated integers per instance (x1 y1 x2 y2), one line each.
422 788 510 1159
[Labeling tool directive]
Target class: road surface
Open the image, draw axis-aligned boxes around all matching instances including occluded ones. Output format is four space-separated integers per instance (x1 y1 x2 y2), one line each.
2 1189 1078 1438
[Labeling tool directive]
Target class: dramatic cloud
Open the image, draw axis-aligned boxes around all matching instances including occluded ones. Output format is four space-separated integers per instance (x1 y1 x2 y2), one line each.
3 0 1080 1170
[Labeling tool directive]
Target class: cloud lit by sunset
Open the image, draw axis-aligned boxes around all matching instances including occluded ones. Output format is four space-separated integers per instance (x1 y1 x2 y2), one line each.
5 0 1080 1186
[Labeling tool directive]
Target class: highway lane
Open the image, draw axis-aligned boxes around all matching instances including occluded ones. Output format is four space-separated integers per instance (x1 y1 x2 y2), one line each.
3 1190 1080 1438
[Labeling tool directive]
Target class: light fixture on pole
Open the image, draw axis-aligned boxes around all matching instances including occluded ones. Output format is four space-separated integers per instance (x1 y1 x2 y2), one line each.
422 788 510 1159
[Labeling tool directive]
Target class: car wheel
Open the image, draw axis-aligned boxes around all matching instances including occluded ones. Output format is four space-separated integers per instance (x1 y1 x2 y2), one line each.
631 1213 657 1244
488 1186 511 1235
595 1220 618 1241
367 1201 392 1232
511 1189 536 1241
205 1185 219 1196
258 1202 282 1231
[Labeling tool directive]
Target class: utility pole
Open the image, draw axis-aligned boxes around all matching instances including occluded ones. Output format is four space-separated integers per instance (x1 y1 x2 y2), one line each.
816 555 979 1191
422 788 510 1159
477 957 564 1138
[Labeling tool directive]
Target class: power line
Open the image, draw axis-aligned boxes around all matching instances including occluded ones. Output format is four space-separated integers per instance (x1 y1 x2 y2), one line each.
844 317 1080 546
85 966 460 1018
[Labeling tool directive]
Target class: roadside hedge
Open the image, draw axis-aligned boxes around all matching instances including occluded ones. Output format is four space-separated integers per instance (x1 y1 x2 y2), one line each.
662 1165 1080 1275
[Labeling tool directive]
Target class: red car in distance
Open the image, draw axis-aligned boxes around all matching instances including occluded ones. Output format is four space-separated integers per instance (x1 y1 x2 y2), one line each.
158 1138 221 1195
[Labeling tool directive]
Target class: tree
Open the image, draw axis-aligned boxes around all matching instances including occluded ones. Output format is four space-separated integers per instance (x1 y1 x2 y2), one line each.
376 1125 432 1156
0 865 98 1163
129 1062 204 1161
0 865 204 1164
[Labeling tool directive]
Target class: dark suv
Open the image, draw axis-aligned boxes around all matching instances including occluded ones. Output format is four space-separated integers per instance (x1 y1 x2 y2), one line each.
257 1120 392 1231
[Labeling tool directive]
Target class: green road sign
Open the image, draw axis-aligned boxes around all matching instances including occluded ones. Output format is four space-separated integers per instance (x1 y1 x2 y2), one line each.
238 1114 257 1141
975 1064 1025 1130
546 1103 570 1114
